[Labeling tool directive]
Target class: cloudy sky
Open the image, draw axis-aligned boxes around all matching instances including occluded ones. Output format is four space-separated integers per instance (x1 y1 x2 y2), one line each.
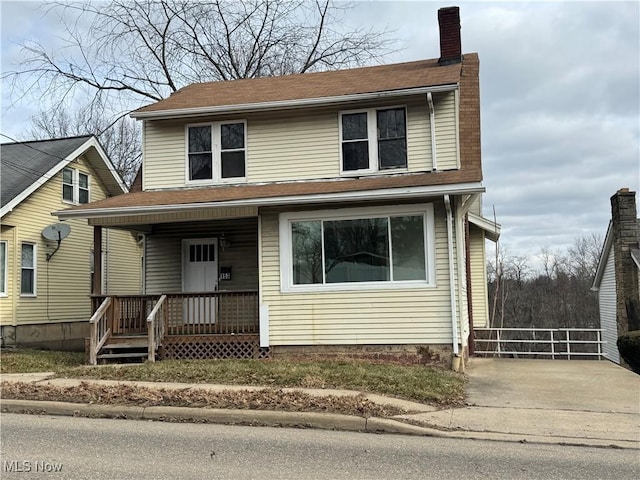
1 1 639 267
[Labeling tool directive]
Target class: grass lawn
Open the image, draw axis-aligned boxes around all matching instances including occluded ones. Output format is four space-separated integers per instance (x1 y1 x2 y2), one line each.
1 349 465 405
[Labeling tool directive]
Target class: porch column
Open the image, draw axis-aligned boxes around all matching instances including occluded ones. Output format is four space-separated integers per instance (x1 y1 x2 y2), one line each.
93 226 103 295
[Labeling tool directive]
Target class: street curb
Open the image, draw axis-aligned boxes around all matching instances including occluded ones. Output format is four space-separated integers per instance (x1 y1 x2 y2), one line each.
2 399 638 449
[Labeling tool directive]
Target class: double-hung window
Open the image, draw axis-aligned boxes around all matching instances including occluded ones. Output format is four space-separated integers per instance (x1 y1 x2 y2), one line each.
62 168 90 204
0 241 7 296
340 107 407 174
280 204 435 292
21 243 36 296
187 121 246 183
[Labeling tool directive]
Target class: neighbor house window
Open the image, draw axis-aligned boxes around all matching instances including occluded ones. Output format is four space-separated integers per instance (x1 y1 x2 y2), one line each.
340 107 407 173
187 121 246 182
280 204 434 291
0 241 7 296
21 243 36 296
62 167 90 204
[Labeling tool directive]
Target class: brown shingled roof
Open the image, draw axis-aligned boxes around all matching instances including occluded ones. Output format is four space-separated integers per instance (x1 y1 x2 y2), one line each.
58 169 481 215
134 58 462 115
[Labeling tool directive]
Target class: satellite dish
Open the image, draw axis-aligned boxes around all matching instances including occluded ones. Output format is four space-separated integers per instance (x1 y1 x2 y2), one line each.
42 223 71 261
42 223 71 241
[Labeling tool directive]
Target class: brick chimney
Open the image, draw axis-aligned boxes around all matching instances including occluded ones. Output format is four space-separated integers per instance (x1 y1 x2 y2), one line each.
611 188 640 335
438 6 462 65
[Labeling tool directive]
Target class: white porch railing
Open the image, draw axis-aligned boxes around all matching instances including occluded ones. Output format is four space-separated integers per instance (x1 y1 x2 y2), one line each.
474 328 605 360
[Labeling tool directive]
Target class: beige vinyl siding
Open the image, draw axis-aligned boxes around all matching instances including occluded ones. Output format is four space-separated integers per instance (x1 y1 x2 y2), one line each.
0 155 140 325
0 228 15 323
145 218 258 294
598 248 619 363
433 91 458 170
260 202 459 346
104 229 142 295
142 94 459 189
469 227 489 328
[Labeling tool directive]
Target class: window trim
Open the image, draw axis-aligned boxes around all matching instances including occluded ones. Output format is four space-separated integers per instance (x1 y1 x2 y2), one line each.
279 203 435 293
185 120 247 185
62 167 91 205
20 242 37 297
0 241 7 297
339 106 408 176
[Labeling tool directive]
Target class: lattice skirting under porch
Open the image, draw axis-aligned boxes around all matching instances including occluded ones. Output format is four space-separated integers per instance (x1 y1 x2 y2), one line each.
159 334 270 360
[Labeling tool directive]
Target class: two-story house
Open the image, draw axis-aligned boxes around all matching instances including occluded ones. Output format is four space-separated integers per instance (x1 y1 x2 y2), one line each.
56 7 499 368
1 135 142 350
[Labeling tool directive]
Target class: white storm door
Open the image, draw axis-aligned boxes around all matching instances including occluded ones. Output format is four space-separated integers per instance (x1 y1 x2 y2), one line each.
182 238 218 324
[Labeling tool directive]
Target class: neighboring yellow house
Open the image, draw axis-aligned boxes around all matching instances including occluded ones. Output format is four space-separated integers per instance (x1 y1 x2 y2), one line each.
56 7 500 368
0 135 141 350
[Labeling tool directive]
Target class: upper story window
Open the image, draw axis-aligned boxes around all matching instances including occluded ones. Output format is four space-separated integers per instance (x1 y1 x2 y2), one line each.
340 107 407 174
187 121 246 183
62 167 90 204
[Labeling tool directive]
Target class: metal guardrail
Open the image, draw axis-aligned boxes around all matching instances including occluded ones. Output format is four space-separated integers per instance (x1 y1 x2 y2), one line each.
474 328 605 360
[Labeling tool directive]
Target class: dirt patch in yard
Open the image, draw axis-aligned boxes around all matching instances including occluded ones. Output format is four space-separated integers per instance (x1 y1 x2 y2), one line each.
1 381 407 418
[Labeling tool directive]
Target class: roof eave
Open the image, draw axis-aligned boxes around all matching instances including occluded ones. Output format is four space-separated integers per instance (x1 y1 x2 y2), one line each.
592 221 613 290
468 212 501 242
131 84 459 120
54 181 484 221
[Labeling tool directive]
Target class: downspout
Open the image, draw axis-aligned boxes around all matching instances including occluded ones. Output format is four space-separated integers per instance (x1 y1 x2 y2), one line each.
444 195 459 357
427 92 438 171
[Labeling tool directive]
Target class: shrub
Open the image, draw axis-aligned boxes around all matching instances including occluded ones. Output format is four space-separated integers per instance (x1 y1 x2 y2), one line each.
617 331 640 374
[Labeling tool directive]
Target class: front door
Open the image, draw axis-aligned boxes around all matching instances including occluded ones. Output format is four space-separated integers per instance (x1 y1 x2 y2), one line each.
182 238 218 324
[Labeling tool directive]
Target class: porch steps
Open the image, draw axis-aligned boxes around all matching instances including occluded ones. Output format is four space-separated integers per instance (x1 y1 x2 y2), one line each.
97 335 150 364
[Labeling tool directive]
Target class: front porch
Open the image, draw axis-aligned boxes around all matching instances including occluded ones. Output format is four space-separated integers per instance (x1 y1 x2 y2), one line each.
88 291 268 364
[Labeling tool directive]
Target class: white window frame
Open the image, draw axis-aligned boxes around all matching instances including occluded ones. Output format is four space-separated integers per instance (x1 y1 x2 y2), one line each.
0 241 7 297
20 242 37 297
339 106 408 176
62 167 91 205
279 203 435 293
185 120 247 185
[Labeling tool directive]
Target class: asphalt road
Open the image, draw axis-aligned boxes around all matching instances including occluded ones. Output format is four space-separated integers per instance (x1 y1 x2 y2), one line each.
1 413 638 480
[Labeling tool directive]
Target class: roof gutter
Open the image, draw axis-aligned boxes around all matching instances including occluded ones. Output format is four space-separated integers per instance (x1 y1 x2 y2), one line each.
54 182 484 220
131 84 459 120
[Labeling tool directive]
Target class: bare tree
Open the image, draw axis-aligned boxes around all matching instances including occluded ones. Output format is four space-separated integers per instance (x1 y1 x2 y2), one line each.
5 1 393 118
28 108 141 186
5 0 393 183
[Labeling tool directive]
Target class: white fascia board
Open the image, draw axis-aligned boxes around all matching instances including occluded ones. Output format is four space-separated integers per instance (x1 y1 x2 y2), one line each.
592 221 613 290
83 136 128 194
130 85 459 120
1 137 127 219
468 212 501 242
54 182 485 220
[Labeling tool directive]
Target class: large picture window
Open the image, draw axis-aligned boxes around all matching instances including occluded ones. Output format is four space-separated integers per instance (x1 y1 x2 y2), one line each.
281 204 434 292
21 243 36 296
187 121 246 183
340 107 407 173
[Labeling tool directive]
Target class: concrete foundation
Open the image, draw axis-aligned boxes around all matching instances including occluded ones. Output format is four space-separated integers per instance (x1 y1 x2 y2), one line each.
270 344 454 367
1 322 88 352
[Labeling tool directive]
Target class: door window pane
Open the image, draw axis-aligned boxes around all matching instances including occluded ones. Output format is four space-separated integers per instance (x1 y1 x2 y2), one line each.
391 215 426 280
292 221 322 285
324 218 390 283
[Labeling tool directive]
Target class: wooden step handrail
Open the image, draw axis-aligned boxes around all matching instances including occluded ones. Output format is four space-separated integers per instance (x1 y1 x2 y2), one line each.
89 297 113 365
146 295 167 362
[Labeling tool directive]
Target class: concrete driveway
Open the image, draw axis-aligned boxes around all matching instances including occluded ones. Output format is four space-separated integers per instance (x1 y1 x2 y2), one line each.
399 358 640 447
466 358 640 414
